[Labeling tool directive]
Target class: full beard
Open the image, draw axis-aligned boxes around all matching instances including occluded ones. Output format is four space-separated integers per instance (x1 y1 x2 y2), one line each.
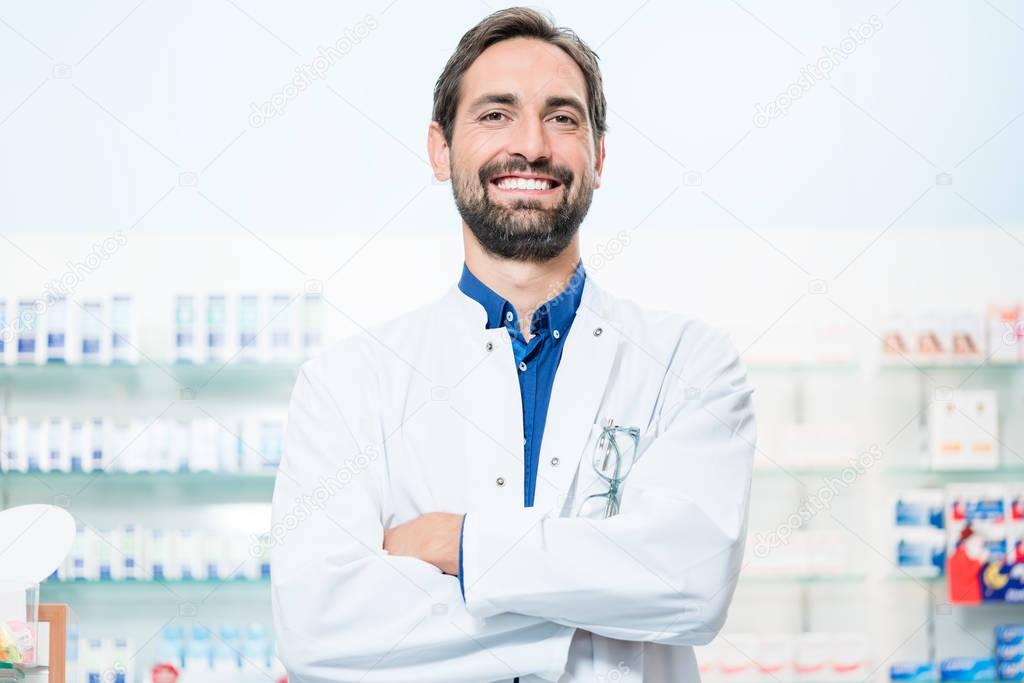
451 157 594 263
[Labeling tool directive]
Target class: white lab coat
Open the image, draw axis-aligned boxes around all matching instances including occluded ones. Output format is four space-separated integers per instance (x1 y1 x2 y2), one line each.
271 272 756 683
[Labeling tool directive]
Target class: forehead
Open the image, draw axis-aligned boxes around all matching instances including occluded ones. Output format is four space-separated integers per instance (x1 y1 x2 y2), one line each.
459 37 588 109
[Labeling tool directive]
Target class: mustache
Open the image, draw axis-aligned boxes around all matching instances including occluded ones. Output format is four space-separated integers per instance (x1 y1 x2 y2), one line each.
477 158 574 189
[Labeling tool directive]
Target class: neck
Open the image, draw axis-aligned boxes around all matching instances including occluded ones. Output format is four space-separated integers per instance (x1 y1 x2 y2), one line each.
462 223 581 329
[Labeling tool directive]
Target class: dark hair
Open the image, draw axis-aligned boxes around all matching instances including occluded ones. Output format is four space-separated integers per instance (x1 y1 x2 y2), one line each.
432 7 607 147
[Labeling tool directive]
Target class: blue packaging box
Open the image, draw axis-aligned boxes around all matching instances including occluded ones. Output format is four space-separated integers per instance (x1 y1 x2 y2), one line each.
891 662 939 682
998 626 1024 646
997 658 1024 681
940 658 997 682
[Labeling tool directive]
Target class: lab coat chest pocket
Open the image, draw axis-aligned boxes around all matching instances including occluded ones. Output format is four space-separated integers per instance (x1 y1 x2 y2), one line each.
568 415 657 518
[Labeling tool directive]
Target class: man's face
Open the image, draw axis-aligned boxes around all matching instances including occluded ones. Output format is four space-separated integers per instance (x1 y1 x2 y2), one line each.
437 37 604 262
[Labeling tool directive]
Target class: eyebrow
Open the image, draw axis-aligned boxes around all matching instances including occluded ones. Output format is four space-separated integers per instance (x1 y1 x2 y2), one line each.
544 96 587 119
468 93 520 110
468 93 587 119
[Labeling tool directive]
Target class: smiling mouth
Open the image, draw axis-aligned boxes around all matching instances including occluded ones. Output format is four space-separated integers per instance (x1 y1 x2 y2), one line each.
489 175 562 194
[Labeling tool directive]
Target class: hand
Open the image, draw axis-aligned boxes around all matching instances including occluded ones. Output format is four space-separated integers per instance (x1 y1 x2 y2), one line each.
383 512 464 576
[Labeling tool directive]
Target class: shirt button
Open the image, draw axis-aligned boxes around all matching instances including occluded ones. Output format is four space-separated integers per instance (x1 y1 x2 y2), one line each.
495 477 505 487
550 457 560 467
505 311 514 322
518 361 527 372
552 329 560 340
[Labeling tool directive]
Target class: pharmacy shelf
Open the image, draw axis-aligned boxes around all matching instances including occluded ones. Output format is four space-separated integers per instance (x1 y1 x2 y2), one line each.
40 578 270 603
746 362 861 372
0 471 276 503
752 466 856 479
740 573 866 585
879 360 1024 372
0 362 300 398
745 360 1024 374
883 463 1024 481
889 573 944 583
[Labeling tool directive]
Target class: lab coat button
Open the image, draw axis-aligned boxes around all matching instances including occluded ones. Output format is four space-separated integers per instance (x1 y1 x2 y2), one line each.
593 327 603 337
495 477 505 487
485 341 494 352
550 457 560 467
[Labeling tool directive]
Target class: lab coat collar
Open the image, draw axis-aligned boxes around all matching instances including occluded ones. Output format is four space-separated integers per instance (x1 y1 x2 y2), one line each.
456 260 587 336
442 262 609 332
440 268 620 514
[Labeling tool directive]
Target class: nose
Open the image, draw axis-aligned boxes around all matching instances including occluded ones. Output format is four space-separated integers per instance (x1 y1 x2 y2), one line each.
507 114 551 165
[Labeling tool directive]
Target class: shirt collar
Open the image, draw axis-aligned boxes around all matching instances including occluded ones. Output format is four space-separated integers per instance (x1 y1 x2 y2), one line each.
457 260 586 336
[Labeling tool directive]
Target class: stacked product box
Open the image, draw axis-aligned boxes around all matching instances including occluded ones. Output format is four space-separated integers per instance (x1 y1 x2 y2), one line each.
939 658 997 682
146 623 287 683
698 632 869 682
998 625 1024 681
0 415 285 474
893 489 946 577
0 294 137 365
946 486 1024 605
890 662 938 683
51 525 271 583
0 290 326 365
172 292 324 364
880 311 984 363
987 305 1023 363
929 391 999 470
878 305 1024 364
891 626 1024 682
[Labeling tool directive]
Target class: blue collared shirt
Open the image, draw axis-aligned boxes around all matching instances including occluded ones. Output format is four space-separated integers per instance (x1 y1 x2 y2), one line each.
456 260 586 597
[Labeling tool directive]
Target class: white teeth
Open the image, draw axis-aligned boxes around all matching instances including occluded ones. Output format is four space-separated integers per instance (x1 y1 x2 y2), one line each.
496 177 553 190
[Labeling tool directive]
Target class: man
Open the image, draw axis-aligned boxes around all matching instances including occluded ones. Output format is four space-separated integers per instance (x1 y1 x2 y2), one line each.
271 7 755 682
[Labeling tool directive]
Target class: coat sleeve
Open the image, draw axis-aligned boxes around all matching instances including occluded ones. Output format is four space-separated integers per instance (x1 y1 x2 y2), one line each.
271 348 575 683
460 324 756 646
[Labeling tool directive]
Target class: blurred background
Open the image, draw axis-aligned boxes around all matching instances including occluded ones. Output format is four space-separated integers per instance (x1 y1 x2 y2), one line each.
1 0 1023 681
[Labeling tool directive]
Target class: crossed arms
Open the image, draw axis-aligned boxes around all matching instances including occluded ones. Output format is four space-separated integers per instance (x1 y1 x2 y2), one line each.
270 332 755 683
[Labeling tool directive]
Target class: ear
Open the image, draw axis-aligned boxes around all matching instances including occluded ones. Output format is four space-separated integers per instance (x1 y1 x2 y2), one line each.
592 135 606 189
428 121 451 182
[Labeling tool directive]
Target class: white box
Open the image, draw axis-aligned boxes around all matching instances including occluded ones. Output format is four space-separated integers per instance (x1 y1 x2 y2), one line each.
929 390 999 470
205 293 231 365
77 299 109 365
236 293 262 363
16 299 44 365
173 294 200 363
44 417 69 473
24 419 44 472
2 417 24 472
42 296 69 364
67 420 86 473
987 304 1023 364
267 292 298 363
109 294 137 364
